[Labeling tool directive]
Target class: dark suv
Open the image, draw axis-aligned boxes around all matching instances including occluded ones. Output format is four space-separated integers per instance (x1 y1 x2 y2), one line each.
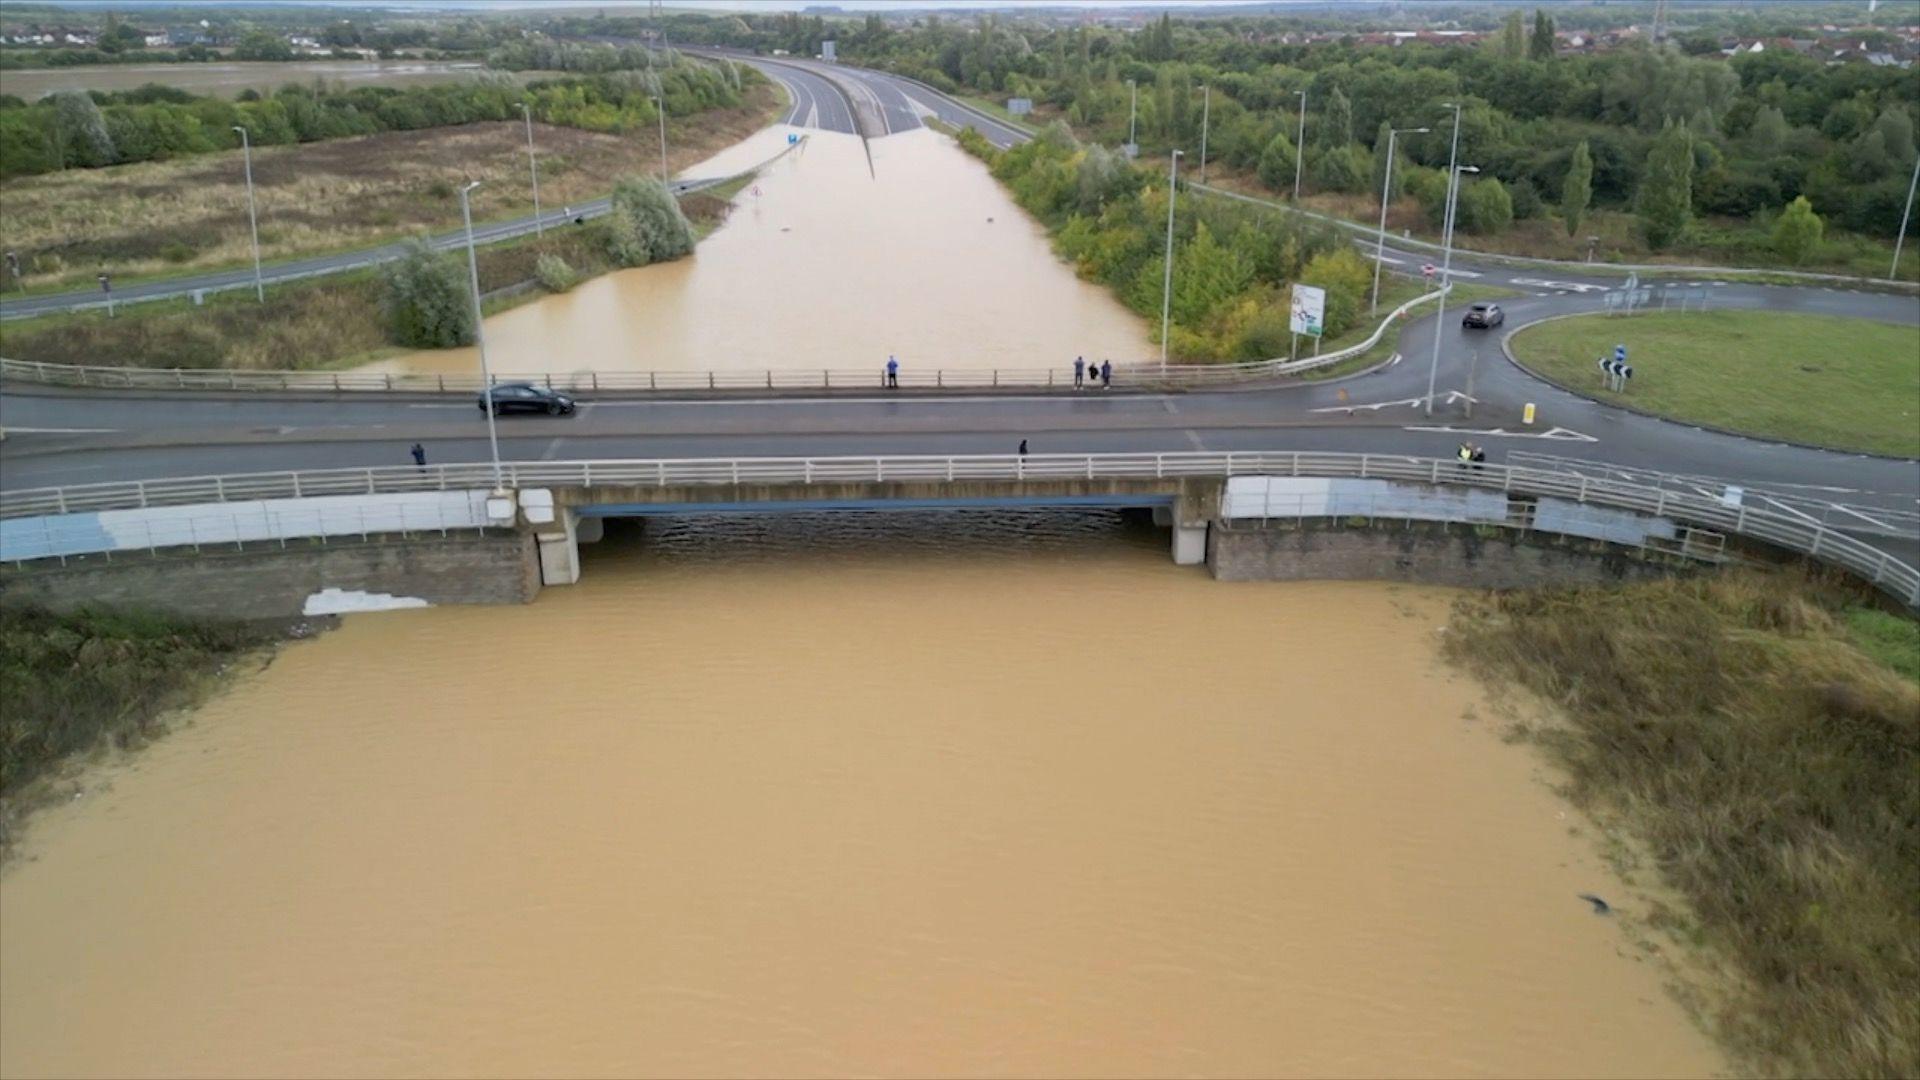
1461 302 1505 329
478 383 577 416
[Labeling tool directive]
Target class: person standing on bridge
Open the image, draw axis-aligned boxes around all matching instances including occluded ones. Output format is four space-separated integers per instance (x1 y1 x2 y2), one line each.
410 443 426 472
1073 356 1085 389
886 355 899 389
1099 360 1113 389
1018 438 1029 458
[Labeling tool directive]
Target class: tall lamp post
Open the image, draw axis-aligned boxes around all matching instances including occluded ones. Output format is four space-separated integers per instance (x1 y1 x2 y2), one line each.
1891 150 1919 282
1197 84 1211 185
1372 125 1429 312
1292 88 1308 202
518 103 542 238
231 126 263 302
652 95 669 184
1127 79 1138 154
1423 102 1465 417
1160 149 1184 367
458 181 505 493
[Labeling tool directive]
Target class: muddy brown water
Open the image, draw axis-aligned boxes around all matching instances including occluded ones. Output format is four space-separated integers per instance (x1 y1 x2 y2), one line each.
0 513 1724 1078
361 128 1158 379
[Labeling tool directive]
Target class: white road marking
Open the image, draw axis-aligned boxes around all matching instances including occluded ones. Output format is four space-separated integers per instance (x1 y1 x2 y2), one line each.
1311 390 1474 414
0 426 118 433
1404 424 1599 442
1509 277 1610 293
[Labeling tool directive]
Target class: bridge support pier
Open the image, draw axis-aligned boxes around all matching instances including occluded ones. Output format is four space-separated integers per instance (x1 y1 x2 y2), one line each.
1172 523 1208 566
522 491 583 587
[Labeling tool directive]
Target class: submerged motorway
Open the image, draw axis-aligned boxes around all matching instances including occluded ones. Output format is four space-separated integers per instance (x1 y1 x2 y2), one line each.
1 53 1916 521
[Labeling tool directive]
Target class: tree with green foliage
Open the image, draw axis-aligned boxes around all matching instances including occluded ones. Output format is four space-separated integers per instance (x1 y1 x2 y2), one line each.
1746 106 1789 157
1311 144 1371 194
1562 139 1593 237
605 175 694 267
1297 246 1373 340
1499 11 1526 61
1638 119 1694 250
1529 10 1556 61
1318 86 1352 150
1771 196 1824 265
1458 177 1514 234
381 240 473 348
1256 130 1296 193
51 91 115 168
232 31 295 62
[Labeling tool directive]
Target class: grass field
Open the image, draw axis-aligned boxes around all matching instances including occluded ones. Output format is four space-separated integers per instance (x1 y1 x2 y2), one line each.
0 182 744 371
0 83 779 291
1444 571 1920 1078
1509 309 1920 457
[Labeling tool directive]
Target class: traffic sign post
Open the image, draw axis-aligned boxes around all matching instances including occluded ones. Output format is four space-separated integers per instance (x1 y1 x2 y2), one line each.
98 273 113 318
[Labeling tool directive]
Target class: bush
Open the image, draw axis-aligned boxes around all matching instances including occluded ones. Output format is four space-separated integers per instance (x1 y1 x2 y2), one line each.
1308 144 1372 195
605 174 694 267
1458 177 1515 235
380 239 474 348
534 252 578 292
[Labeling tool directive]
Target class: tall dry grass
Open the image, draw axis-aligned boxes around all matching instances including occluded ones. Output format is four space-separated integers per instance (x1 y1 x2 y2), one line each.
0 85 778 288
1445 571 1920 1078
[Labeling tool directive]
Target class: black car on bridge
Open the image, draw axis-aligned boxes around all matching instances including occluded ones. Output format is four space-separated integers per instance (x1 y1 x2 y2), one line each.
478 383 577 417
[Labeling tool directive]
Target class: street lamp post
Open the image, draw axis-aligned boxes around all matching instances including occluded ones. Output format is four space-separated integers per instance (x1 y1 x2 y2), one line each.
1372 125 1429 312
231 125 263 303
518 103 543 238
1891 150 1919 282
1292 88 1308 202
458 181 505 493
653 95 669 184
1423 103 1465 417
1198 84 1210 185
1160 149 1183 367
1127 79 1138 153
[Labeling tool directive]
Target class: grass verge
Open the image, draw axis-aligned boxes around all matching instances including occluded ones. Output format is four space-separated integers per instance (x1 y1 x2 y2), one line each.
0 84 782 292
0 605 286 857
1509 309 1920 458
1443 571 1919 1078
0 178 746 372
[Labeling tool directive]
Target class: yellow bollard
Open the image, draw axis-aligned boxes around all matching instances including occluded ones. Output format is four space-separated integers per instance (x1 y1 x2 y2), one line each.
1523 402 1537 425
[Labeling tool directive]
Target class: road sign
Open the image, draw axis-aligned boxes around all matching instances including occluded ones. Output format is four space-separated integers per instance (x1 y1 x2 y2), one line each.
1289 283 1326 338
1422 263 1436 280
1007 97 1033 116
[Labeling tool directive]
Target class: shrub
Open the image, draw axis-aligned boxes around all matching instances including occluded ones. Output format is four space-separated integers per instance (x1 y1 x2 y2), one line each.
1458 177 1515 235
380 239 473 348
534 252 578 292
605 174 694 268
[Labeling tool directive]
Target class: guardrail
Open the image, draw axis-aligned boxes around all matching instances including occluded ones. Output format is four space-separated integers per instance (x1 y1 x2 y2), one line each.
4 452 1914 606
1189 183 1920 292
0 288 1442 395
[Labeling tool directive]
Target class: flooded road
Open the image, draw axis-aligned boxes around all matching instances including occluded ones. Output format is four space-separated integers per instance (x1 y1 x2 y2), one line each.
369 128 1157 378
0 513 1723 1078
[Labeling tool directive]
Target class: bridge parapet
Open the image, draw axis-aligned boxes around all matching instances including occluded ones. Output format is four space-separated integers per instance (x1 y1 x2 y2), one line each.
2 453 1914 607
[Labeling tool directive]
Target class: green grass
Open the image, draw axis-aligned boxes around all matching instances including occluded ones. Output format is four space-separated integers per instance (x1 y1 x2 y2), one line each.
1847 607 1920 683
0 605 281 854
1444 571 1920 1078
1510 310 1920 458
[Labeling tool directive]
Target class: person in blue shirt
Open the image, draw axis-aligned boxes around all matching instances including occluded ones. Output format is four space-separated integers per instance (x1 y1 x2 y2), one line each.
886 355 899 388
1073 356 1085 389
1099 359 1113 388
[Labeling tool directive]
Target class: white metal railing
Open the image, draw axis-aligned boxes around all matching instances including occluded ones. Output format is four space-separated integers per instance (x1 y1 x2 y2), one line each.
0 289 1438 395
3 452 1914 605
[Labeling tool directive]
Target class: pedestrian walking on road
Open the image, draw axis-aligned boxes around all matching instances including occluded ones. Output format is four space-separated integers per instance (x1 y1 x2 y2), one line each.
1018 438 1029 458
1099 360 1112 389
410 442 426 472
886 355 899 389
1073 356 1085 389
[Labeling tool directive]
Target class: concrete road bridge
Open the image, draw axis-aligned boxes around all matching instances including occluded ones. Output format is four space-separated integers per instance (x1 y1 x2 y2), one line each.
4 453 1915 619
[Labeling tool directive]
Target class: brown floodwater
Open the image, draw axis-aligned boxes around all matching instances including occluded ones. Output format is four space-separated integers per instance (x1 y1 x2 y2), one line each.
364 128 1157 378
0 512 1724 1078
2 60 493 100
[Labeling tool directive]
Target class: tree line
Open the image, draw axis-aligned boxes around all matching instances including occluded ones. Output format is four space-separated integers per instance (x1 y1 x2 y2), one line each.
818 10 1914 256
0 61 754 180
